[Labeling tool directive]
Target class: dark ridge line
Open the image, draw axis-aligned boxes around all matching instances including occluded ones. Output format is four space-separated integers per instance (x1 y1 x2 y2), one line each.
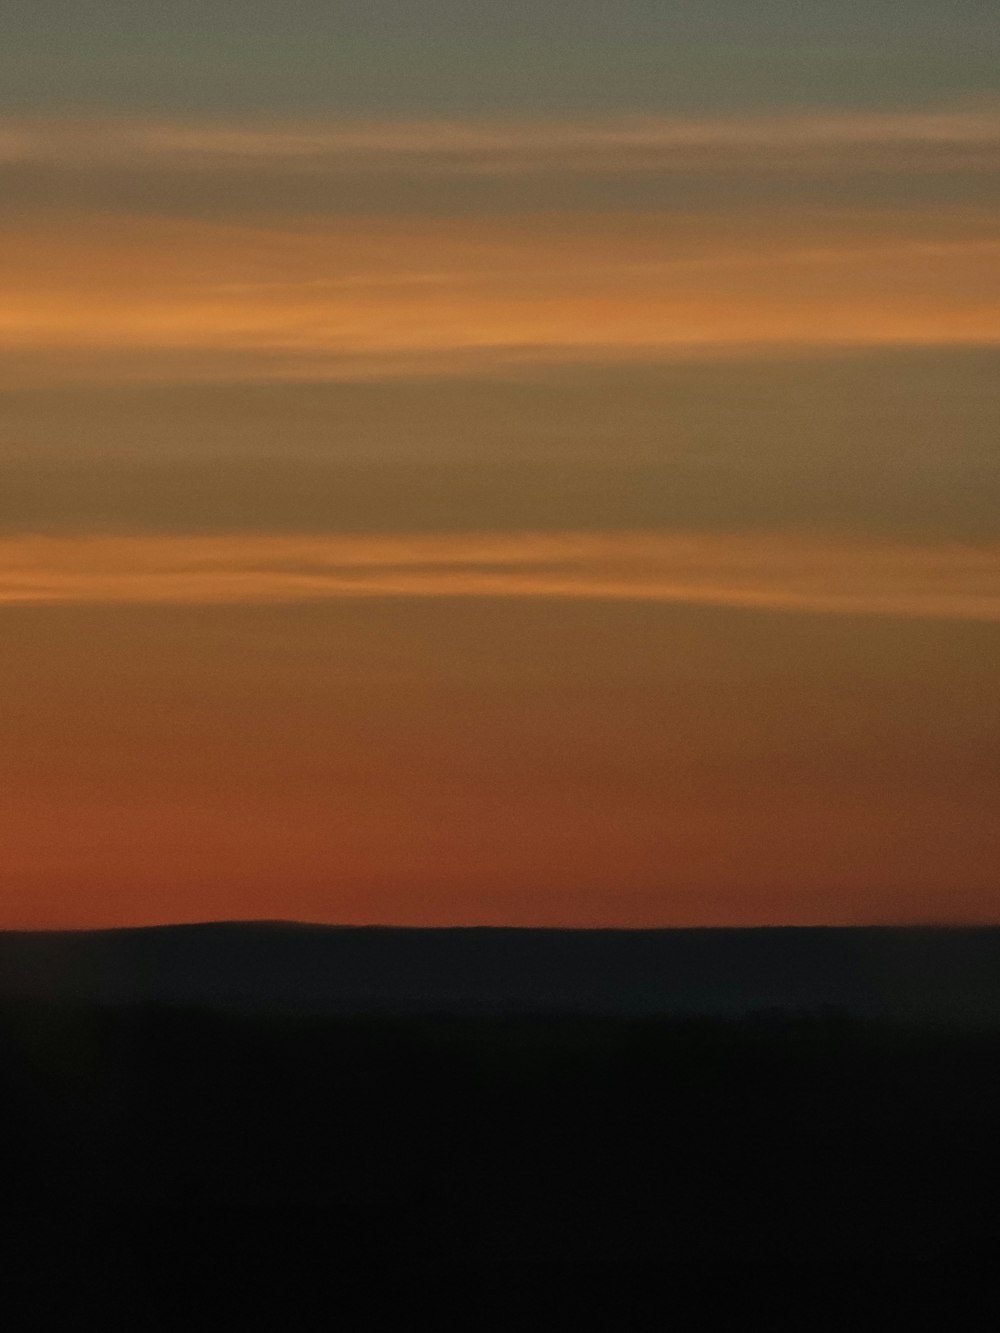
2 920 998 937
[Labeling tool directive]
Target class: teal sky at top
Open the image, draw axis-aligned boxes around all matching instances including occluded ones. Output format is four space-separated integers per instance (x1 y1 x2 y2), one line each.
4 0 998 117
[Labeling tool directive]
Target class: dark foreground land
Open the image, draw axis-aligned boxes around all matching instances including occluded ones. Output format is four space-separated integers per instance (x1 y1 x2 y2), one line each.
1 926 999 1297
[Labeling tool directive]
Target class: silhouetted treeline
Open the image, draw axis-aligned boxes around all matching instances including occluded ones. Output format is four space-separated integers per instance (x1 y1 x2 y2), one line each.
1 1003 998 1302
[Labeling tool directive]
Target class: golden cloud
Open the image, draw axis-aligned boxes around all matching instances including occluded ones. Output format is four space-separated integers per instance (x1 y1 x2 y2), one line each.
3 531 998 621
0 205 996 384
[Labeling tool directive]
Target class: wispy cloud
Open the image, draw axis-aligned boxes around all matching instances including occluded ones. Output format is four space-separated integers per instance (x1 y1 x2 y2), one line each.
1 206 996 383
2 106 998 173
3 531 998 621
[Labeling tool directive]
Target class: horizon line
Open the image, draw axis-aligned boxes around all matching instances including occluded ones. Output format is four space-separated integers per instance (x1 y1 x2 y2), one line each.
3 918 998 935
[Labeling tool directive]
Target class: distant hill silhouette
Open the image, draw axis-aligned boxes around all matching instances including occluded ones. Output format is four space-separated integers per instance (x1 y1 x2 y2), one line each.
1 922 999 1024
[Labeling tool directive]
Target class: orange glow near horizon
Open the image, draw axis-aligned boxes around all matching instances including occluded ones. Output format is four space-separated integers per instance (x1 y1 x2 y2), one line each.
3 593 998 929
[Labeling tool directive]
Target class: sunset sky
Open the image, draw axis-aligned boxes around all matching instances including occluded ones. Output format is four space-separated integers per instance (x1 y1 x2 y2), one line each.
2 2 998 927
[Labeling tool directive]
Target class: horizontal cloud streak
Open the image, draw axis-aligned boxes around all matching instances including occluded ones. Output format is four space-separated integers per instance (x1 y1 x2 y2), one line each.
2 203 997 380
3 106 999 173
3 531 999 622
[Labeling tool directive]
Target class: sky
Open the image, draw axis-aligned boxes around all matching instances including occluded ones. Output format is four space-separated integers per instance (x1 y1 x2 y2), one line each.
1 3 998 927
